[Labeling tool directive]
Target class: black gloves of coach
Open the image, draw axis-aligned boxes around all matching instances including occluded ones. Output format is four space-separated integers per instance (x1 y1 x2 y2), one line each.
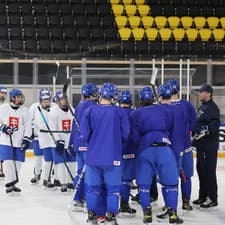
56 140 65 155
21 136 32 151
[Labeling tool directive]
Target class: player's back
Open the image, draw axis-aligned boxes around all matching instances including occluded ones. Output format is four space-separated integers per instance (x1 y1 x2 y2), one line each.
81 104 130 166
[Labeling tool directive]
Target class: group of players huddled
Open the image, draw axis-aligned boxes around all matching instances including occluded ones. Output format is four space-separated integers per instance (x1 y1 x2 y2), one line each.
0 79 197 225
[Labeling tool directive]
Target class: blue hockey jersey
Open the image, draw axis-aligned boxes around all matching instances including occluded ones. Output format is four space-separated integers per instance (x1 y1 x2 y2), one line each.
70 99 97 152
80 104 130 166
120 107 138 159
130 104 173 153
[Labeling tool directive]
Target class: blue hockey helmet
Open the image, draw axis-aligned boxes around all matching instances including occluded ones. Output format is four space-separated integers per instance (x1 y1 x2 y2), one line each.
167 79 180 94
118 90 132 104
139 87 154 101
0 86 7 93
55 91 64 101
39 88 51 96
9 88 23 98
82 83 98 97
158 83 173 98
39 93 51 102
99 82 117 100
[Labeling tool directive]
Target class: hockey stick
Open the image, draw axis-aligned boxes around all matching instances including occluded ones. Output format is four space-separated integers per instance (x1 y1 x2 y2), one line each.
5 135 19 187
37 106 74 182
40 129 71 133
62 78 80 131
149 66 159 102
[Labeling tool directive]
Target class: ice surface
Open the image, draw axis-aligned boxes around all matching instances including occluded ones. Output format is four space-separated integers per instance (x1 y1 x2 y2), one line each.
0 158 225 225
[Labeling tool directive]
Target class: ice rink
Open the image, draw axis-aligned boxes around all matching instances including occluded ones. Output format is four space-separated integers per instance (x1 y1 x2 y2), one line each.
0 157 225 225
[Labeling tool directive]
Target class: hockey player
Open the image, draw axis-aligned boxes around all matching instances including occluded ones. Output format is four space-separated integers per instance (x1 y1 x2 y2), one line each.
131 86 183 224
0 89 32 193
118 90 137 217
0 86 8 178
70 83 98 211
33 92 55 188
29 88 51 184
80 82 130 225
49 91 76 192
167 79 196 210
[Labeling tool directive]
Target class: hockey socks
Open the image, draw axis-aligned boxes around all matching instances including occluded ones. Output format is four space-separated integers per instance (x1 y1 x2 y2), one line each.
161 185 178 212
120 180 131 203
139 185 151 211
181 177 191 201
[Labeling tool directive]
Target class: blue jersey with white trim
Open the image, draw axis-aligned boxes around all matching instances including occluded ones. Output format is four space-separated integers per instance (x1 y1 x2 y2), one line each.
121 107 138 159
80 104 130 166
130 104 173 153
71 99 97 152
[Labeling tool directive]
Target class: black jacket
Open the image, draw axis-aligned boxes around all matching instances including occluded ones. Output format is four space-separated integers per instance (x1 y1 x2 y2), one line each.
193 99 220 151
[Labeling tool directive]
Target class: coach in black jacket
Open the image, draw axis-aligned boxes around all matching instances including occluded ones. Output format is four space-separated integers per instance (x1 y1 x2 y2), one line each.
192 84 220 208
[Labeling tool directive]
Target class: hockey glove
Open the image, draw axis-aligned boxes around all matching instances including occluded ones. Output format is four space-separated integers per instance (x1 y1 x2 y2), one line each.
21 136 32 151
1 125 18 136
56 140 65 155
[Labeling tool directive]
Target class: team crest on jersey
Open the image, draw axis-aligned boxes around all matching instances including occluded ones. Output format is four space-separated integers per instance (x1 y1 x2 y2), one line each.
9 117 19 128
62 119 71 131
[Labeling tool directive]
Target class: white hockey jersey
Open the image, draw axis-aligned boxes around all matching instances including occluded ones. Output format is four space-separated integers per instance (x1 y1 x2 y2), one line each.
0 103 32 147
33 106 52 149
29 102 40 140
48 105 74 148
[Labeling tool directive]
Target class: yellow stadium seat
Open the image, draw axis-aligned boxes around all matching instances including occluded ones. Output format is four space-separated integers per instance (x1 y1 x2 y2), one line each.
194 17 206 29
159 28 172 41
145 28 158 41
128 16 141 28
181 16 193 29
122 0 133 4
132 28 145 40
199 29 212 41
186 28 199 41
112 4 124 16
138 5 150 17
220 17 225 29
135 0 145 5
212 29 225 41
168 16 180 29
110 0 120 4
142 16 154 28
125 5 137 16
155 16 167 28
173 28 185 41
207 17 219 29
115 16 128 28
119 27 132 40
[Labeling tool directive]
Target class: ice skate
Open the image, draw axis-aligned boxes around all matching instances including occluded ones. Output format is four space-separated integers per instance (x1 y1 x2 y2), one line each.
6 186 13 194
53 179 61 187
71 200 85 212
61 184 68 192
182 198 193 210
119 200 136 217
30 174 41 184
105 212 118 225
97 215 105 224
157 206 169 219
88 210 98 225
67 183 74 190
13 185 21 192
168 207 183 224
143 206 152 224
43 179 55 188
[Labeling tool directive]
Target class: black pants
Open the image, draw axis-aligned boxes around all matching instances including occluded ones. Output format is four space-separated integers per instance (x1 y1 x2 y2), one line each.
196 149 218 201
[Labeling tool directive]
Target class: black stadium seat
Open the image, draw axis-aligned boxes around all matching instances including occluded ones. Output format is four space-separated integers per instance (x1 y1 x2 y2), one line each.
38 39 51 53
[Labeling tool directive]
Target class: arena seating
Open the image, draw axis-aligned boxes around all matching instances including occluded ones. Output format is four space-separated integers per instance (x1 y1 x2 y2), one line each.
0 0 224 59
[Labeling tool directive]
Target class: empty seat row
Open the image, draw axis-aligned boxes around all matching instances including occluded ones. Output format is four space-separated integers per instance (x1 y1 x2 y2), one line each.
112 4 225 17
118 27 225 42
0 3 112 16
0 27 120 41
116 16 225 29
